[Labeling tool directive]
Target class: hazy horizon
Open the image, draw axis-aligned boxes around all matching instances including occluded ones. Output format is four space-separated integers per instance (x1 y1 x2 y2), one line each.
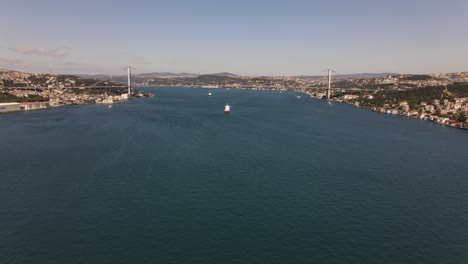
1 0 467 75
4 68 468 78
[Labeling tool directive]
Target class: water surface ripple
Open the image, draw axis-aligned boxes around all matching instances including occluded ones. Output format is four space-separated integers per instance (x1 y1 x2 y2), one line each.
1 87 467 263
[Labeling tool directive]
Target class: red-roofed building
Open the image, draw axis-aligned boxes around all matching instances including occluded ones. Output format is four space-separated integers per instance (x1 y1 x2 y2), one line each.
20 102 49 111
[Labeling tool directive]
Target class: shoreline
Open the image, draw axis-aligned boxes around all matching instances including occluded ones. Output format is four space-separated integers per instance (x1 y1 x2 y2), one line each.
322 96 468 131
2 85 467 131
0 95 153 115
137 86 468 131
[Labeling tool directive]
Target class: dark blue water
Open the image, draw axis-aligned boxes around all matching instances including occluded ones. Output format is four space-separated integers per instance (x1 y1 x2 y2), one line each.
1 87 467 263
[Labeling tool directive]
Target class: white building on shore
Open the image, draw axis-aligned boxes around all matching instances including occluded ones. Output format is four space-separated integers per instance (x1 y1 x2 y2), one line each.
0 102 21 113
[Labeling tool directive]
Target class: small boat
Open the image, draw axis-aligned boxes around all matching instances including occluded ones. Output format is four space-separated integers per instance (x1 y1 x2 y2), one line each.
208 92 212 96
297 95 301 99
224 103 230 114
108 105 112 108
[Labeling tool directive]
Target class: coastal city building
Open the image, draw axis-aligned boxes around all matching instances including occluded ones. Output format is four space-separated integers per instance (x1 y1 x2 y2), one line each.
20 102 48 110
0 102 21 113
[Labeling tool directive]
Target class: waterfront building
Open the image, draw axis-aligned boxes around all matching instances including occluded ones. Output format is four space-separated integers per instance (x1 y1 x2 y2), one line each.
20 102 48 110
425 105 435 111
49 98 61 107
0 102 21 113
343 94 359 100
102 96 114 104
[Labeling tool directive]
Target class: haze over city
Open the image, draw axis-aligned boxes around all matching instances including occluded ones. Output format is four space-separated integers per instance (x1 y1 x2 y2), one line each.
1 0 467 75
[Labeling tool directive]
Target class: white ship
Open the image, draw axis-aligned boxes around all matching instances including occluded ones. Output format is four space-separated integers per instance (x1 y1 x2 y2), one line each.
208 92 212 96
224 103 230 114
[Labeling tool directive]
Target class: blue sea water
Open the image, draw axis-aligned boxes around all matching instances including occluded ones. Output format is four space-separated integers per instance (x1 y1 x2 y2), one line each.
1 87 467 263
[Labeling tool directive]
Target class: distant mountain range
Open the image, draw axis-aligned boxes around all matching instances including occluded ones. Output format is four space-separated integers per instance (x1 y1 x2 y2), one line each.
206 72 240 77
133 72 197 78
295 73 399 79
3 68 467 96
75 72 241 84
76 72 396 83
76 72 238 79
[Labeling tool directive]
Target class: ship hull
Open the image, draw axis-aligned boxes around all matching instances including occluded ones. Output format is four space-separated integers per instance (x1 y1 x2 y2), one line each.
224 111 230 114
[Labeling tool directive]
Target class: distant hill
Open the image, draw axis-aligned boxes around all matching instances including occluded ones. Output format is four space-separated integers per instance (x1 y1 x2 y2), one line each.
0 69 119 88
399 74 433 81
136 72 197 78
296 73 399 79
79 71 402 82
207 72 239 77
76 72 199 83
195 74 240 83
75 74 120 80
337 73 399 79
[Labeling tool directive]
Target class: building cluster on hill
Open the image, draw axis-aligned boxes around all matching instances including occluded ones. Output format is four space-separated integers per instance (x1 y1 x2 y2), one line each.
1 68 467 130
332 83 468 129
136 71 468 94
0 69 116 88
0 69 140 113
0 88 131 113
362 98 468 129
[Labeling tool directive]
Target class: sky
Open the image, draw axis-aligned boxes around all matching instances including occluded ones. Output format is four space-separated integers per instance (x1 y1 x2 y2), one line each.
1 0 467 76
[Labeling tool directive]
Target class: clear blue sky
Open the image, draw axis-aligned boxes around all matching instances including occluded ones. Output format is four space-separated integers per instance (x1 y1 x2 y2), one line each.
1 0 467 75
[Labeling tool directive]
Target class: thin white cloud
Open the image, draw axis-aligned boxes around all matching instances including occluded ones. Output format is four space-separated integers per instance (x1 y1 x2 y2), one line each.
9 47 68 57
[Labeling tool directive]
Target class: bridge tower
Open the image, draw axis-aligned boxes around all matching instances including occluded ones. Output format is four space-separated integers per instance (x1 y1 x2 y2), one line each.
124 66 134 95
325 69 335 100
